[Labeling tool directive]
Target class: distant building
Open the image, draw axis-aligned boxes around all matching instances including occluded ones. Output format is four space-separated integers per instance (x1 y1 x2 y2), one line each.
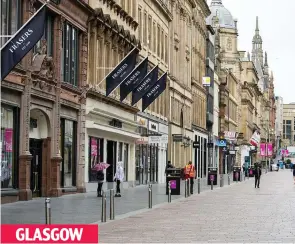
275 96 283 148
282 103 295 147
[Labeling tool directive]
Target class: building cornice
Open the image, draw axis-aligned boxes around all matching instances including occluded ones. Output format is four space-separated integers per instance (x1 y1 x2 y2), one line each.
196 0 211 17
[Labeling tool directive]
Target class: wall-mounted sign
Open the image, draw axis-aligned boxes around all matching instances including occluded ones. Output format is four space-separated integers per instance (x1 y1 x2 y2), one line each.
148 135 168 144
136 137 148 144
229 150 236 155
137 116 147 127
224 131 237 141
158 123 168 134
202 76 211 87
172 134 183 142
148 121 159 132
193 141 200 148
109 119 122 128
217 139 227 147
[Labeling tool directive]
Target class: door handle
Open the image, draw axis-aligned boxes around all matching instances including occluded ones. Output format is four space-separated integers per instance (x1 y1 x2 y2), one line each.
33 172 38 192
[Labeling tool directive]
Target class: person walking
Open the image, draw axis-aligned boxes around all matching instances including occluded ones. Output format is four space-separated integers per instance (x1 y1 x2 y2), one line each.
96 169 104 197
292 163 295 184
254 163 262 188
184 161 196 194
114 161 124 197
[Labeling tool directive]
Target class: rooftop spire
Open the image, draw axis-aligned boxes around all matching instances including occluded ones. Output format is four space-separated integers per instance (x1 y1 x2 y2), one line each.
255 16 259 33
264 52 268 66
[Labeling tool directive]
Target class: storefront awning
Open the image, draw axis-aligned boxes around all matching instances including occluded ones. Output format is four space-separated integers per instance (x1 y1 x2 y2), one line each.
86 121 141 139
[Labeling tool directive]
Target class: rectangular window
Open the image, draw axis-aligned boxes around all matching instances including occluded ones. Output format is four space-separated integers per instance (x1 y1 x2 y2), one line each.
62 23 79 86
34 14 54 56
157 25 160 56
1 105 19 188
161 29 164 60
153 22 156 52
60 119 77 187
118 142 123 161
148 15 152 48
143 12 147 45
0 0 21 47
165 34 168 62
88 137 104 182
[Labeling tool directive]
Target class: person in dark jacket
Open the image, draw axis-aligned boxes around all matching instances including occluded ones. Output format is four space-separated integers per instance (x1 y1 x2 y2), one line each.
97 170 104 197
254 163 262 188
165 161 174 175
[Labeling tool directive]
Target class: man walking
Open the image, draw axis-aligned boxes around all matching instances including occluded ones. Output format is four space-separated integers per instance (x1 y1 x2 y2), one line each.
254 163 262 188
184 161 196 194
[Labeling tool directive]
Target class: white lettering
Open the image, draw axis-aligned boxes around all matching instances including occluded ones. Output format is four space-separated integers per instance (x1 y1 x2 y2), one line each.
9 28 34 53
112 64 128 79
16 228 24 241
137 78 151 92
147 84 160 97
125 71 140 85
15 227 84 242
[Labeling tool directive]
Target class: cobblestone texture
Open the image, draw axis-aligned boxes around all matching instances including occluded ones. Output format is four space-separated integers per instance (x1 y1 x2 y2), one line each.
98 170 295 243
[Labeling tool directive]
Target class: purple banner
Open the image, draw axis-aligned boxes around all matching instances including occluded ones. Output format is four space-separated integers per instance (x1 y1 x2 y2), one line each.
260 143 266 156
267 143 273 157
4 129 13 152
170 180 176 189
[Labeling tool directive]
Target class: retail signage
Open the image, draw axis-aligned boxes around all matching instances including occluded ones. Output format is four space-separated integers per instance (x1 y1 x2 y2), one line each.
1 4 47 80
160 135 168 144
136 137 148 144
137 116 147 127
217 139 227 147
106 47 138 96
172 134 183 142
148 121 159 132
260 143 266 156
229 150 236 155
250 130 261 147
131 66 159 105
267 143 273 157
142 73 167 112
159 123 168 134
202 76 211 87
120 57 148 102
224 131 237 141
193 141 200 148
234 146 240 151
148 135 168 144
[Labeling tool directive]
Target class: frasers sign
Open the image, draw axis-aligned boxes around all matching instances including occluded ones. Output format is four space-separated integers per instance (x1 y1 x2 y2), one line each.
1 224 98 243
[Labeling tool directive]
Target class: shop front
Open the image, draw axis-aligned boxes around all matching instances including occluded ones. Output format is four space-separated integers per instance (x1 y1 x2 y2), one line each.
135 116 168 185
85 98 139 192
193 130 208 180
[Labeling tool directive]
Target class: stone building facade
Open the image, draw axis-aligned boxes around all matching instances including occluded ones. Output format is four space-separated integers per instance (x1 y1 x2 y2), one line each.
1 0 91 203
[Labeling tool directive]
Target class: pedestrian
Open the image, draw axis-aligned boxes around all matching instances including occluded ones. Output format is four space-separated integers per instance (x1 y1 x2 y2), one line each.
293 164 295 184
254 163 262 188
165 161 174 175
96 169 104 197
114 161 124 197
184 161 196 194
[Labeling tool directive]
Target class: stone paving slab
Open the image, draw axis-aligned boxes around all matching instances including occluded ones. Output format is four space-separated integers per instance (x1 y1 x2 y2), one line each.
1 177 226 224
98 170 295 243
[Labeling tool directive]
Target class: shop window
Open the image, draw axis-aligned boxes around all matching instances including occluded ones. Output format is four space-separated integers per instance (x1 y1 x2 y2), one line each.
61 22 79 86
88 137 104 182
0 0 21 47
124 144 129 181
1 105 19 188
118 142 123 162
60 119 77 187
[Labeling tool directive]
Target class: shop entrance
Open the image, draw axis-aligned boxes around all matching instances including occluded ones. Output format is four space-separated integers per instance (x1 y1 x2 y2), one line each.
29 139 43 197
106 140 117 182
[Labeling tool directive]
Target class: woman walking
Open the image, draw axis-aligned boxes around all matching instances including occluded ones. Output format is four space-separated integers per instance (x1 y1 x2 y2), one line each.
96 169 104 197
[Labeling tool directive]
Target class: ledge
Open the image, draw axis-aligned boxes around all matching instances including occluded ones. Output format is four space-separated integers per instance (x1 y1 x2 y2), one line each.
61 187 77 193
1 189 19 197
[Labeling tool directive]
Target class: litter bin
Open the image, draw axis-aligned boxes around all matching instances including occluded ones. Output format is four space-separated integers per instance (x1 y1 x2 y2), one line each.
207 167 218 185
233 166 241 181
166 168 181 195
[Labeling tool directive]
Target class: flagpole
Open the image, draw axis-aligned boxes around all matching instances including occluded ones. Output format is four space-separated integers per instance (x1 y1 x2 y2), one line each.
108 56 148 97
0 0 50 52
97 46 138 86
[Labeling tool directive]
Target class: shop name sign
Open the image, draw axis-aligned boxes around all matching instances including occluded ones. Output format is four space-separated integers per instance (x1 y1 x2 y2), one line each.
224 131 237 141
136 137 148 145
148 135 168 144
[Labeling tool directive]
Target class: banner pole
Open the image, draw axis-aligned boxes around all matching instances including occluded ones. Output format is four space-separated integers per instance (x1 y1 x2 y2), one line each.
0 0 50 52
97 46 137 86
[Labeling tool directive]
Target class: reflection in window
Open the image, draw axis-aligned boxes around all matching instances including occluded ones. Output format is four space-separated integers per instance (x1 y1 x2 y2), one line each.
1 107 14 188
89 137 104 182
118 142 123 162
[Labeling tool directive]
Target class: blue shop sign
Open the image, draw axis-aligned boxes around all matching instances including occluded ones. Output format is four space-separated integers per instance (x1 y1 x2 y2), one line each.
217 139 227 147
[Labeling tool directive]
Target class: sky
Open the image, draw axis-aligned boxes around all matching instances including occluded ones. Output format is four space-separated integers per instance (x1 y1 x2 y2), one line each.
208 0 293 104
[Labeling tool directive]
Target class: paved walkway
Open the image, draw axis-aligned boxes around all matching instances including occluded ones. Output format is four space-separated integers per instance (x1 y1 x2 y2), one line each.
98 170 295 243
2 177 227 224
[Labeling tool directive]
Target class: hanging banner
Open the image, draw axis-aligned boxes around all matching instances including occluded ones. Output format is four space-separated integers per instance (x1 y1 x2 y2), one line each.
260 143 266 156
267 143 273 157
106 48 138 97
91 138 97 157
120 57 148 102
4 129 13 152
142 72 167 111
250 130 261 147
1 5 47 80
131 66 158 105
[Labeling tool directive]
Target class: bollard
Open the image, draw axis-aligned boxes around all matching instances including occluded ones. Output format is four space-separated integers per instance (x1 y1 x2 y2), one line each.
228 174 230 185
45 198 51 225
168 181 171 203
101 191 106 222
148 184 152 208
110 189 115 220
187 179 191 197
210 179 213 190
184 179 188 198
198 178 201 194
220 175 223 187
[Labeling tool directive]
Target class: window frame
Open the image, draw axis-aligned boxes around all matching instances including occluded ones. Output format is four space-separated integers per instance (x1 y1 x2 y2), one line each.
62 22 79 87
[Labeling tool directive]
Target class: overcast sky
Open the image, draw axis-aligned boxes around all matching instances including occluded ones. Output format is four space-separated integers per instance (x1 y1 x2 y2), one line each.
208 0 292 104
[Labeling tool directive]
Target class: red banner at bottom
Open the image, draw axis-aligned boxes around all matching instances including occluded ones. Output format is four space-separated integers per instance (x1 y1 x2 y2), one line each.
1 224 99 243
